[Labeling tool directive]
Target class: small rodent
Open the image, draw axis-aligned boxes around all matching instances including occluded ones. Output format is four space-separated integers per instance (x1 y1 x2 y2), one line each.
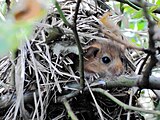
84 41 124 79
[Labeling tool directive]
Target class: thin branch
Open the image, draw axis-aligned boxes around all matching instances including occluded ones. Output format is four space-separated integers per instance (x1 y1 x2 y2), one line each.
125 0 141 10
140 0 158 87
53 0 84 88
71 0 84 88
124 55 136 71
138 54 150 75
86 80 104 120
73 0 81 26
101 28 159 54
57 90 81 103
63 98 78 120
100 28 144 51
64 27 158 55
5 0 11 12
115 0 160 14
92 88 160 115
56 75 160 103
92 75 160 90
127 88 134 120
2 75 160 110
114 0 140 10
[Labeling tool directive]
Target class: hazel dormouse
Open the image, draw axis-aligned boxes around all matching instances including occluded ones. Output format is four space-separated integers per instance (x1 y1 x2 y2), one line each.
83 40 124 80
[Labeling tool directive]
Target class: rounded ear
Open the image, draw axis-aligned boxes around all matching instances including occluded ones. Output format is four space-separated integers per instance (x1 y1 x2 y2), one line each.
84 46 100 59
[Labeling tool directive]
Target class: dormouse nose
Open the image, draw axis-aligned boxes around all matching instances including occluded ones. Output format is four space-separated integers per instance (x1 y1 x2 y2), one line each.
114 70 123 76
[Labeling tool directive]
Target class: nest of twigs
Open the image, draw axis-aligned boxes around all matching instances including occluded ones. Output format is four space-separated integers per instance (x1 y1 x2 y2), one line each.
0 0 145 120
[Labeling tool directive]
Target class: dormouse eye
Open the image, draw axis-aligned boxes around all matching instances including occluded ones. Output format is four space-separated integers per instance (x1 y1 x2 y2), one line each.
120 57 124 63
102 56 111 64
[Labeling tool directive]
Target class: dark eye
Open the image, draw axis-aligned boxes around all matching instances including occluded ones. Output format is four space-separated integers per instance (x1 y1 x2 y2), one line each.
120 57 124 63
102 56 111 64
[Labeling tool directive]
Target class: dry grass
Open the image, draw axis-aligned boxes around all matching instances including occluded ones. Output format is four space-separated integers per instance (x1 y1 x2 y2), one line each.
0 0 146 120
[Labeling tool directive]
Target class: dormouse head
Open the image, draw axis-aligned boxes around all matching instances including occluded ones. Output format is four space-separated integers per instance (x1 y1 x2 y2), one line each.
84 41 124 79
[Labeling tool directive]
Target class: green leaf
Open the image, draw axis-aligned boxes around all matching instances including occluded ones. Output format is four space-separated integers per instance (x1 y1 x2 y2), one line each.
131 38 136 44
150 13 160 22
123 5 135 14
156 0 160 5
140 90 145 94
137 20 147 30
0 21 33 56
132 10 143 19
149 5 159 12
129 22 135 29
131 38 141 47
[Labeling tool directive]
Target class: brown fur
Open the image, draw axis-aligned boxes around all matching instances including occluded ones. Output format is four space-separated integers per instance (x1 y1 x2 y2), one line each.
84 41 124 79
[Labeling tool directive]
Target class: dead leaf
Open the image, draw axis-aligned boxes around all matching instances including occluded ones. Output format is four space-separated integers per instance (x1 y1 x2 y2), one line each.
14 0 46 21
100 11 120 34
